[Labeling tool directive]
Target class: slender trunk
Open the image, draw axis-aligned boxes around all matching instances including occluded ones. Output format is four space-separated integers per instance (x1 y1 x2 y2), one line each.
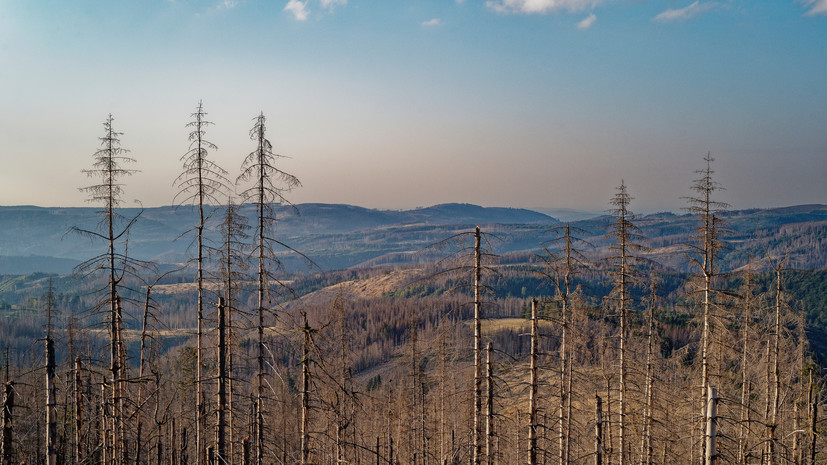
116 297 128 465
102 379 109 465
528 299 538 465
75 357 84 465
46 334 57 465
136 287 152 465
473 226 482 465
172 418 177 465
560 226 571 465
617 208 629 465
764 343 772 463
768 267 783 465
641 299 654 465
595 395 602 465
794 397 801 465
440 325 447 465
195 110 207 465
1 382 14 465
738 269 753 465
739 381 751 465
255 140 266 465
216 298 227 464
700 272 711 465
486 342 494 465
808 370 817 465
705 387 717 465
301 313 311 465
605 378 613 465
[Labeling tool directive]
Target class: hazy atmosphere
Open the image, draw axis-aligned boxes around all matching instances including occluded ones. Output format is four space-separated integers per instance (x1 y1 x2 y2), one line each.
1 0 825 212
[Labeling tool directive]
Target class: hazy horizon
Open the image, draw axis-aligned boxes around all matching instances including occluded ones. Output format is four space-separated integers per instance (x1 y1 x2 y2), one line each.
1 1 825 213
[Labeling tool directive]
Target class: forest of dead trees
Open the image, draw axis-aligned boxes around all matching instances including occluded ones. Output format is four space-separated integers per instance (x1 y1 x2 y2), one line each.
0 104 824 465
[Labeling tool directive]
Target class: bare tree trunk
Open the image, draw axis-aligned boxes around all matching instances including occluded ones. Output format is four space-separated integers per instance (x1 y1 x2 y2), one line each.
136 286 153 465
75 357 84 465
595 395 602 465
739 380 751 465
181 426 189 465
794 397 801 465
46 334 57 465
641 291 655 465
605 377 613 465
473 226 482 465
768 266 783 465
102 379 109 465
808 371 817 465
172 418 177 465
764 342 772 464
705 387 717 465
738 267 753 465
700 270 712 465
528 299 538 465
486 342 494 465
301 313 311 465
216 298 227 464
1 382 13 465
440 325 447 465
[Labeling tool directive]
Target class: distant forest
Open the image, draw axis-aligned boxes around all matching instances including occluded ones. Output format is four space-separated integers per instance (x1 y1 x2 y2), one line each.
0 106 825 465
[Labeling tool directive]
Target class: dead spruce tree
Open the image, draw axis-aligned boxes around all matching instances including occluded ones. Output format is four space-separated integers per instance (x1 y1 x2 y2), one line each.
74 114 148 465
174 101 228 465
537 224 591 465
607 180 646 465
237 112 302 465
684 153 727 465
216 198 250 465
44 281 57 465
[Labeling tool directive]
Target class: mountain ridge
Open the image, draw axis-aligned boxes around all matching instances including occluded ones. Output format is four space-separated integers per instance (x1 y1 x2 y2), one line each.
0 202 824 274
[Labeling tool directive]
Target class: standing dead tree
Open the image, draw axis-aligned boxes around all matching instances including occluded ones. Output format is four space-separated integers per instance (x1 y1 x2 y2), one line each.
73 114 149 465
606 180 647 465
427 226 498 465
174 101 228 465
216 198 250 465
44 281 57 465
237 112 303 465
528 299 539 465
1 381 12 465
684 153 728 465
537 224 591 465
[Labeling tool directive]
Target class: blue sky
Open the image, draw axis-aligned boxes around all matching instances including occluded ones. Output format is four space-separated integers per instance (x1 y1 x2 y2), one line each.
0 0 825 212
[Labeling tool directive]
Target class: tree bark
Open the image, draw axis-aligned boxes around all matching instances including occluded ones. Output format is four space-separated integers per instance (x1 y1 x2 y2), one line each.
528 299 538 465
473 226 482 465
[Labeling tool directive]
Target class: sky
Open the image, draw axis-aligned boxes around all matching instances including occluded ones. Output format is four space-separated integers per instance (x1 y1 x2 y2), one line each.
0 0 825 213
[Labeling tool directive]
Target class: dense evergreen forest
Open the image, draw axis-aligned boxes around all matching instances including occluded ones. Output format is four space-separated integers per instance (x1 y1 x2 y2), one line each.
1 107 825 465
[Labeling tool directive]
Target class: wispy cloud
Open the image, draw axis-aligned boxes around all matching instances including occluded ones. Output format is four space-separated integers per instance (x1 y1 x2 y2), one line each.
208 0 237 13
422 18 443 27
485 0 603 14
577 13 596 29
802 0 827 15
653 1 716 22
284 0 309 20
320 0 346 9
284 0 346 20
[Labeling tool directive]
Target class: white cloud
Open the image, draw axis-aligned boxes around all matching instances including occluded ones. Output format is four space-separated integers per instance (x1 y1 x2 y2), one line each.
208 0 237 13
422 18 443 27
577 13 596 29
485 0 603 15
284 0 309 20
653 1 716 22
320 0 346 9
802 0 827 15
